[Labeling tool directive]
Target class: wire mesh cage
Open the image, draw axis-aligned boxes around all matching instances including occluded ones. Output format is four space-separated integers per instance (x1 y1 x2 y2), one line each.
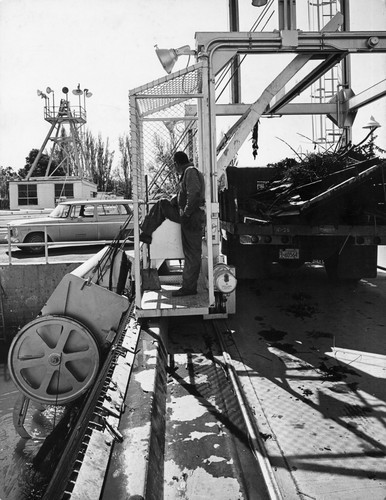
130 62 204 204
129 62 209 311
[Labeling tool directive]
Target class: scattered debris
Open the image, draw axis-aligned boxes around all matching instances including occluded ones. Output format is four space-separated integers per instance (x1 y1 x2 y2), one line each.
259 328 287 341
298 387 313 397
259 432 273 441
285 301 318 319
318 362 360 381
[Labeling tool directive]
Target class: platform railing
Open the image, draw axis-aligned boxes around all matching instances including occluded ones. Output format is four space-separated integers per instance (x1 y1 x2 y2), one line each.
5 222 133 265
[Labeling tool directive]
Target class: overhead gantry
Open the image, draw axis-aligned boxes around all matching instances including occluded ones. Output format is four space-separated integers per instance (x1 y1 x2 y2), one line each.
129 3 385 319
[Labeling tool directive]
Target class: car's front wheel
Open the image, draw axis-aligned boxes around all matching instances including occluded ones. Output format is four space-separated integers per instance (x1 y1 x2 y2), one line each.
24 233 46 254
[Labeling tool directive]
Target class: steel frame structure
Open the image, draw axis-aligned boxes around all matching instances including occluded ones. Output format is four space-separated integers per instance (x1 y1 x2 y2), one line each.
195 16 386 183
129 7 386 317
26 98 90 181
130 63 216 313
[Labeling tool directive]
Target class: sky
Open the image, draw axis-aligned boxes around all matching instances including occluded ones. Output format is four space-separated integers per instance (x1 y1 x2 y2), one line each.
0 0 385 173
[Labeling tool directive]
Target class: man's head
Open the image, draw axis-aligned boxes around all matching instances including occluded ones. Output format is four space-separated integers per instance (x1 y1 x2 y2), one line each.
173 151 191 174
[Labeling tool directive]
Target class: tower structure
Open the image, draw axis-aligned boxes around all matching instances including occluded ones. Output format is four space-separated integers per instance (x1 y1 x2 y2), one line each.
26 85 92 180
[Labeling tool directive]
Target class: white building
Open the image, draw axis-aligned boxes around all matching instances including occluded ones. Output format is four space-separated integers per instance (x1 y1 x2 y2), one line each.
8 177 98 210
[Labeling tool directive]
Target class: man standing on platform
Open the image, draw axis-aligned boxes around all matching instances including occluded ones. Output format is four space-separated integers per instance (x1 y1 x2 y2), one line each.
140 151 205 297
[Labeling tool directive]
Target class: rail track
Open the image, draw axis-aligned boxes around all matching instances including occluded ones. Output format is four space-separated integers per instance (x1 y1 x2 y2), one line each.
16 309 284 500
211 319 283 500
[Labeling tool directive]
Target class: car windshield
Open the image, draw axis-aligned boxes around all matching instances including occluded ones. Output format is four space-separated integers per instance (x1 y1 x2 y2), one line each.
49 204 71 218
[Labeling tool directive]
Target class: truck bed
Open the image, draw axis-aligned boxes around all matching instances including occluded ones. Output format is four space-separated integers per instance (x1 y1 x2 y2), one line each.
220 158 386 229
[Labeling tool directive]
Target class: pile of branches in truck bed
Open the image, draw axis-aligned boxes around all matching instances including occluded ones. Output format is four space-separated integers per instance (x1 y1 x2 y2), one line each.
233 144 386 226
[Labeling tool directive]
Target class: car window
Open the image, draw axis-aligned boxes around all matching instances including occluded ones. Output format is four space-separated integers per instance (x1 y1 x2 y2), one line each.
82 205 95 217
70 205 82 217
96 205 107 216
97 204 124 216
49 204 71 218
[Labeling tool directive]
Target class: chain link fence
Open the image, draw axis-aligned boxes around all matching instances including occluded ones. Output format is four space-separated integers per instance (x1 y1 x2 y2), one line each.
130 63 203 204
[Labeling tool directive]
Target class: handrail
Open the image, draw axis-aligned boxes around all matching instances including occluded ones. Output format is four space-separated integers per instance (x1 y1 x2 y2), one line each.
5 221 133 265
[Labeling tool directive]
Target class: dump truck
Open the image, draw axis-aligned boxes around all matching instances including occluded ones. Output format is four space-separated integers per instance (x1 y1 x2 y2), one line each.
220 154 386 281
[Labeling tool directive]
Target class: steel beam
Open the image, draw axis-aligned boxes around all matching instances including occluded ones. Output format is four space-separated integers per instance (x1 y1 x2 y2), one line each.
215 14 348 181
215 102 336 116
266 53 346 114
196 30 386 55
217 52 313 178
346 80 386 111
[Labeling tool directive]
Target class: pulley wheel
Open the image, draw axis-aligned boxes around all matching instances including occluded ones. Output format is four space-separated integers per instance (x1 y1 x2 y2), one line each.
8 315 100 405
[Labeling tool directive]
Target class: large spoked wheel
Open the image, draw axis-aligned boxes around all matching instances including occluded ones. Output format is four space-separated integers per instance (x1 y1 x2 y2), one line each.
8 315 100 405
24 233 45 254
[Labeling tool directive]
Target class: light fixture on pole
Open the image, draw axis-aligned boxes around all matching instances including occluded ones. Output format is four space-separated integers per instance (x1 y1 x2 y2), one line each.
362 115 381 131
72 84 83 96
155 44 196 74
62 87 69 102
362 115 381 155
251 0 268 6
72 83 84 109
82 88 93 114
46 86 55 110
37 89 48 100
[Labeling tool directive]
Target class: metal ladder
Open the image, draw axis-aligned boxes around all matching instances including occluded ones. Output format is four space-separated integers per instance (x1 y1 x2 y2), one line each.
308 0 342 148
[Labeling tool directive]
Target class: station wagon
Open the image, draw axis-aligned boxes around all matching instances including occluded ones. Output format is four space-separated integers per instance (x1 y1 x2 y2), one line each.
8 199 134 253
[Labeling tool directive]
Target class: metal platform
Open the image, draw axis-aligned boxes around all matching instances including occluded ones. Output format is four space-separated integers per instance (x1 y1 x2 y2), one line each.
138 272 209 318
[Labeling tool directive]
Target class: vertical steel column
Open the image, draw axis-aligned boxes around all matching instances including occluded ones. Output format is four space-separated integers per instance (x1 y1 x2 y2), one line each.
341 0 352 145
279 0 297 30
199 54 216 307
129 93 142 309
229 0 241 104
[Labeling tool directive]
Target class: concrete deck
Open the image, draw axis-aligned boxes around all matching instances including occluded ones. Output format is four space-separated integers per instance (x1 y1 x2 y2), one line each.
103 263 386 499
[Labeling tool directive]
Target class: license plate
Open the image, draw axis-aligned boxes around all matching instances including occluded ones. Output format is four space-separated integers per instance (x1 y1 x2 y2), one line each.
279 248 300 260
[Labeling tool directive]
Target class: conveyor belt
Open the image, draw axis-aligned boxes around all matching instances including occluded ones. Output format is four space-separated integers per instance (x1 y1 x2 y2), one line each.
41 301 140 500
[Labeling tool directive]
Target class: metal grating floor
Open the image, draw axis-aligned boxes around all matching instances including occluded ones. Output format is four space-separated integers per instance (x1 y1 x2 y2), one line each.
138 273 209 317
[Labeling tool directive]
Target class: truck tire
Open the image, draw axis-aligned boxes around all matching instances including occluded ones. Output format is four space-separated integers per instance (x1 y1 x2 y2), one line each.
222 236 272 279
324 245 377 282
323 253 339 281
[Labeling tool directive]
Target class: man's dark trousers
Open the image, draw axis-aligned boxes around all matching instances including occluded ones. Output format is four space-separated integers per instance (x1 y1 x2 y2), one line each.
141 198 203 291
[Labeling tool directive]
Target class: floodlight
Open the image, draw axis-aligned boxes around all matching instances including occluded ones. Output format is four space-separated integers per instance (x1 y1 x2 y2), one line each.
72 84 83 96
155 44 196 74
363 115 381 130
252 0 268 6
62 87 69 94
37 89 47 99
46 87 54 94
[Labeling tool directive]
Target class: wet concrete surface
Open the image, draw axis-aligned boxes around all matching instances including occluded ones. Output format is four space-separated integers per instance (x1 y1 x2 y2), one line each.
162 316 269 499
226 263 386 499
1 254 386 498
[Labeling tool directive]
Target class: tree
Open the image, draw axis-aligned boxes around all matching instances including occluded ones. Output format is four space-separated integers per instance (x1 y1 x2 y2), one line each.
18 148 66 179
0 166 18 208
117 133 132 198
83 131 115 192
